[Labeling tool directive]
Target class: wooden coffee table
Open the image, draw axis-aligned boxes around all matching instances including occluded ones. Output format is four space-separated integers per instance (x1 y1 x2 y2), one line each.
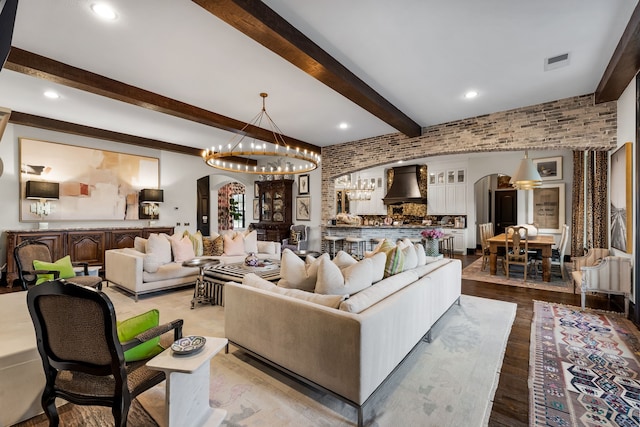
203 261 281 306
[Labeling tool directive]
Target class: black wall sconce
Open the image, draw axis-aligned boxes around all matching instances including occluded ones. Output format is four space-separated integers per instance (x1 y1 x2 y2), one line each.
139 188 163 220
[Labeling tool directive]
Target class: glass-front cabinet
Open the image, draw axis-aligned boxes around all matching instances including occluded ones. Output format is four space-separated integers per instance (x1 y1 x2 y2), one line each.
253 179 293 241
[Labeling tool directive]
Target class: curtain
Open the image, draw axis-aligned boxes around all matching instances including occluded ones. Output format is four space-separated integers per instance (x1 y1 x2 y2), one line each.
571 151 585 257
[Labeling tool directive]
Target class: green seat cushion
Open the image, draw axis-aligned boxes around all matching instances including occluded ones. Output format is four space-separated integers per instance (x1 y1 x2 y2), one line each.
116 309 163 362
33 255 76 285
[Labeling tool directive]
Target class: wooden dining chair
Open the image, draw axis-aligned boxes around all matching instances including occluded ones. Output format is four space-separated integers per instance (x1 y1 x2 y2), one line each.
504 226 530 280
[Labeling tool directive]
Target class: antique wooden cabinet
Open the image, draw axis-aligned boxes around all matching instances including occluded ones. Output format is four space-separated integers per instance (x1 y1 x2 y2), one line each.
252 179 293 242
4 226 174 286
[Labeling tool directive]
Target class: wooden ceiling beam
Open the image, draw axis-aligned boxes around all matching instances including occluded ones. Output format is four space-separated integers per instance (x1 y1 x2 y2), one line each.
193 0 422 138
595 3 640 103
8 111 256 165
5 47 319 155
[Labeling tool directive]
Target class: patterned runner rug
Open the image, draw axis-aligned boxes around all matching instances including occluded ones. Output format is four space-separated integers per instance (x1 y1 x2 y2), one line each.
462 257 573 293
529 301 640 426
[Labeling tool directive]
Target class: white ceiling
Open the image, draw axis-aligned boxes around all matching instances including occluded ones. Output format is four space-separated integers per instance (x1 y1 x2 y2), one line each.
0 0 637 151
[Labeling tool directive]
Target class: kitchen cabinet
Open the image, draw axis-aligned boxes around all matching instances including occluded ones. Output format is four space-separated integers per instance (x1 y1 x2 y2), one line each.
448 228 467 253
428 169 466 215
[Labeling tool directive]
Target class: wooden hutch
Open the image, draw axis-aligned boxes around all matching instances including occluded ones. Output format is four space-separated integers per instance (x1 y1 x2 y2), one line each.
251 179 293 242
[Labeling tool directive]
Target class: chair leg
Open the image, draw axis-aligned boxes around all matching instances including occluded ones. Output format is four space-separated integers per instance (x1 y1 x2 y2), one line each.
42 392 59 427
581 291 586 311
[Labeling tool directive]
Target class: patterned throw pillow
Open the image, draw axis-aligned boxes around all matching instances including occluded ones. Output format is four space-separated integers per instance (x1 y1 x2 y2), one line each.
203 236 224 256
290 230 300 245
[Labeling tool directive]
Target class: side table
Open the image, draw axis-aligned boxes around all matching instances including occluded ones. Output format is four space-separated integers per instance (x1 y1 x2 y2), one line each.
182 258 220 309
146 336 228 427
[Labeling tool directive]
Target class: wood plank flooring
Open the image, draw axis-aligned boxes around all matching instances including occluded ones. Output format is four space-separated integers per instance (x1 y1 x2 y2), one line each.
2 254 629 427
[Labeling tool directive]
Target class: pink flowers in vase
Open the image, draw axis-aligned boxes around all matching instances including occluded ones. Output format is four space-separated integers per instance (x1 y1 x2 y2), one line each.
421 228 444 240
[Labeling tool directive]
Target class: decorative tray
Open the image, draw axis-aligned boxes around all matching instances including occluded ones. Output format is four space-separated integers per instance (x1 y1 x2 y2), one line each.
171 336 206 355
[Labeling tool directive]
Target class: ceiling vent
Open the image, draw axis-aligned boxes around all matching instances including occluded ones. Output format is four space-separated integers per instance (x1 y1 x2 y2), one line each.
544 53 570 71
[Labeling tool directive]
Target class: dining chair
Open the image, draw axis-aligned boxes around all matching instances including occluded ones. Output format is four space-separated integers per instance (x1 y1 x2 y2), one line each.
478 223 494 271
504 226 530 280
551 224 570 280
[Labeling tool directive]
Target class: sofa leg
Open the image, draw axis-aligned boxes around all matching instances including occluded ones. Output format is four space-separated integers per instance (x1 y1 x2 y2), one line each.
423 329 432 343
456 296 461 306
357 406 363 427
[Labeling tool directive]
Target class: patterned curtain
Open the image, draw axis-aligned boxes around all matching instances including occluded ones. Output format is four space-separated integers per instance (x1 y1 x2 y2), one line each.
571 151 585 257
571 150 608 256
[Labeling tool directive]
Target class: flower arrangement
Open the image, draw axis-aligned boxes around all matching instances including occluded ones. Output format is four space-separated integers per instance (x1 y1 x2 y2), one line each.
421 228 445 240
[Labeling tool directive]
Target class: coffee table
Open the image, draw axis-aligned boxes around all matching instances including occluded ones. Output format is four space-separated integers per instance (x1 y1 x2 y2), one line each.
203 261 280 306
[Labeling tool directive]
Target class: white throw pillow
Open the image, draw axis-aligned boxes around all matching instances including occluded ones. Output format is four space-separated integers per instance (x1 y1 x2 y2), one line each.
278 249 329 291
143 254 160 273
257 241 277 254
414 243 427 266
315 256 373 296
146 233 172 265
401 242 418 271
223 233 246 256
170 235 196 262
369 252 386 282
134 237 147 253
243 230 259 254
244 273 346 308
332 251 357 269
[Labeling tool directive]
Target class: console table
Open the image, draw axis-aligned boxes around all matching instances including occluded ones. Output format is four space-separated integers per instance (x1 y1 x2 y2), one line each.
4 226 174 286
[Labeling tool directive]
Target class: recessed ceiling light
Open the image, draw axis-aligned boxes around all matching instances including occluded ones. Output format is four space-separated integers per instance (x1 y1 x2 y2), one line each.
44 90 59 99
91 3 118 20
338 122 349 130
464 90 478 99
397 160 404 164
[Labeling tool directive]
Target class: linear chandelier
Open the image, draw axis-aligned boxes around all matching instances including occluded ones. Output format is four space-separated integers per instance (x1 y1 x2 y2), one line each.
202 93 320 175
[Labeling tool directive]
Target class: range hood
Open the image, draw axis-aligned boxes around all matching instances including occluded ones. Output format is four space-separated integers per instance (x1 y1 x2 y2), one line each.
383 165 427 205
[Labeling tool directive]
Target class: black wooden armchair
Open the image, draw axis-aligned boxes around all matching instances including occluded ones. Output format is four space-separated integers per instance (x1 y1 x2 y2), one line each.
27 279 184 427
14 239 103 290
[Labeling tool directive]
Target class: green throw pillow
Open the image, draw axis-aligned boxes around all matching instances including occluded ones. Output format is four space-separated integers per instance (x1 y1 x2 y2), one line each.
33 255 76 285
116 309 163 362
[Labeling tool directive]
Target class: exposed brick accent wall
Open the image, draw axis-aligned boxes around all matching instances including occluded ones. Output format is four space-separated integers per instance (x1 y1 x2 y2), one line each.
321 94 617 221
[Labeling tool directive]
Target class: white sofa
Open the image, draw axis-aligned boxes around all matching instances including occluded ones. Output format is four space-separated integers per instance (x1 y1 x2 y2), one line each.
105 241 281 300
224 257 462 426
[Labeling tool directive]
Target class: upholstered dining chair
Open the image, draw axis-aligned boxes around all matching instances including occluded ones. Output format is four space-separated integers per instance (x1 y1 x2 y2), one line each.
27 279 184 427
282 224 309 252
14 239 103 291
504 226 530 280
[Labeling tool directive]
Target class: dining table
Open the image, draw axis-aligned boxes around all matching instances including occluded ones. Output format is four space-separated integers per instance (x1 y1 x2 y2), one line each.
487 233 556 282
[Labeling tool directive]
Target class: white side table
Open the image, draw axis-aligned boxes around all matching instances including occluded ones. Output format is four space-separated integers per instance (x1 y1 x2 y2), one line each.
146 336 228 427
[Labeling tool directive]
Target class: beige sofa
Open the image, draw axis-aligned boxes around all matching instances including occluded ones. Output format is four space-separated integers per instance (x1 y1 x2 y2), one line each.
224 258 462 426
105 240 281 301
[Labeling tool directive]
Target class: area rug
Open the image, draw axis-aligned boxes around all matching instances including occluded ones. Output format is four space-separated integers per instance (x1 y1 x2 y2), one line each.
138 294 517 427
529 301 640 426
462 257 573 294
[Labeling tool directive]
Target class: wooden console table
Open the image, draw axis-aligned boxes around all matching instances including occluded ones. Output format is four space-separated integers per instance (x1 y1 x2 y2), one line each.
4 226 174 286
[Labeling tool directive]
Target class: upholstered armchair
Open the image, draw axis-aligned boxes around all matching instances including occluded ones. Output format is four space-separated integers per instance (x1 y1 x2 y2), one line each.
571 248 609 294
576 256 632 316
282 224 309 252
27 279 184 427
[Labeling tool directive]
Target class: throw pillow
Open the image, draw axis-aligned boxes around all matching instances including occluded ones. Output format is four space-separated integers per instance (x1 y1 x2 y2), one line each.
143 254 160 273
257 241 277 255
315 256 373 296
277 249 329 292
146 233 172 264
203 234 224 256
116 309 163 362
289 230 300 245
243 230 259 254
369 252 386 282
332 251 357 269
223 233 246 256
384 246 405 278
365 239 385 258
183 230 204 257
33 255 76 285
134 236 147 253
414 243 427 266
170 235 196 262
401 241 418 271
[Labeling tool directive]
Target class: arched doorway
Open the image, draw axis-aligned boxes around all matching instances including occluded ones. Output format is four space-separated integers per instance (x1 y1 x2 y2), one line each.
474 173 515 247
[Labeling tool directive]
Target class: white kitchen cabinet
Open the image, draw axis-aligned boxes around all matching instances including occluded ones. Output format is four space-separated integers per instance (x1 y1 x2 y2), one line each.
428 169 466 215
448 228 467 253
428 185 446 215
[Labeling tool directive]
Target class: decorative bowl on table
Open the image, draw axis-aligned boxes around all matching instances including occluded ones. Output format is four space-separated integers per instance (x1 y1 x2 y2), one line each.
171 336 206 355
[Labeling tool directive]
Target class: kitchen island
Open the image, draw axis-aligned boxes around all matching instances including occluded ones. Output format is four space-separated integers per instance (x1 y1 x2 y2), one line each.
322 224 468 253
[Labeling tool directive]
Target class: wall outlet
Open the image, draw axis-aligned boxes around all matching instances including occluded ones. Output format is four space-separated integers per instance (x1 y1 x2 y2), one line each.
184 222 190 226
176 222 181 226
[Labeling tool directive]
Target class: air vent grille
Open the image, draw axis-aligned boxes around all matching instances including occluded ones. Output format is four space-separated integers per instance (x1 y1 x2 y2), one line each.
544 53 570 71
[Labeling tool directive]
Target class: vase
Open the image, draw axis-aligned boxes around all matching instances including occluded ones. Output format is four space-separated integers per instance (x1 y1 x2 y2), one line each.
425 238 440 257
244 252 259 267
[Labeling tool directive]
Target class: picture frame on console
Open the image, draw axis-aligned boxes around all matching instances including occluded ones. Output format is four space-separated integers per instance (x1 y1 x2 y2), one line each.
296 196 311 221
532 156 563 181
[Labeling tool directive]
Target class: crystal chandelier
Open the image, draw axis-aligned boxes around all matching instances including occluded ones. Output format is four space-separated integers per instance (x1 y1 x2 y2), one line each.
202 93 320 175
346 177 376 201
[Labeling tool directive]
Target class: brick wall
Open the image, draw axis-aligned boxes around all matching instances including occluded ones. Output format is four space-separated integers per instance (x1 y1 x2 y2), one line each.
320 94 616 221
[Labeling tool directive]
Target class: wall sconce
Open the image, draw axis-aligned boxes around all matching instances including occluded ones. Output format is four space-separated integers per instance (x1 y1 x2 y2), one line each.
139 188 164 221
26 180 59 218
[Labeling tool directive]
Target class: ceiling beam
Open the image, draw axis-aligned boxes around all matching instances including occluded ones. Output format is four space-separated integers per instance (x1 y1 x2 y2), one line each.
8 111 256 165
595 2 640 103
193 0 422 138
5 47 319 154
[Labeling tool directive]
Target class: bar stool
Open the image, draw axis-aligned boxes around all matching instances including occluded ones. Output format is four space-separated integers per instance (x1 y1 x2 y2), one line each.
345 236 367 259
323 236 344 259
439 235 455 258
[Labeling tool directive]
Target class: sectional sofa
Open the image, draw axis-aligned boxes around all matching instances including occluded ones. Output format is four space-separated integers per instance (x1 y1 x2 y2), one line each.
224 256 462 426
